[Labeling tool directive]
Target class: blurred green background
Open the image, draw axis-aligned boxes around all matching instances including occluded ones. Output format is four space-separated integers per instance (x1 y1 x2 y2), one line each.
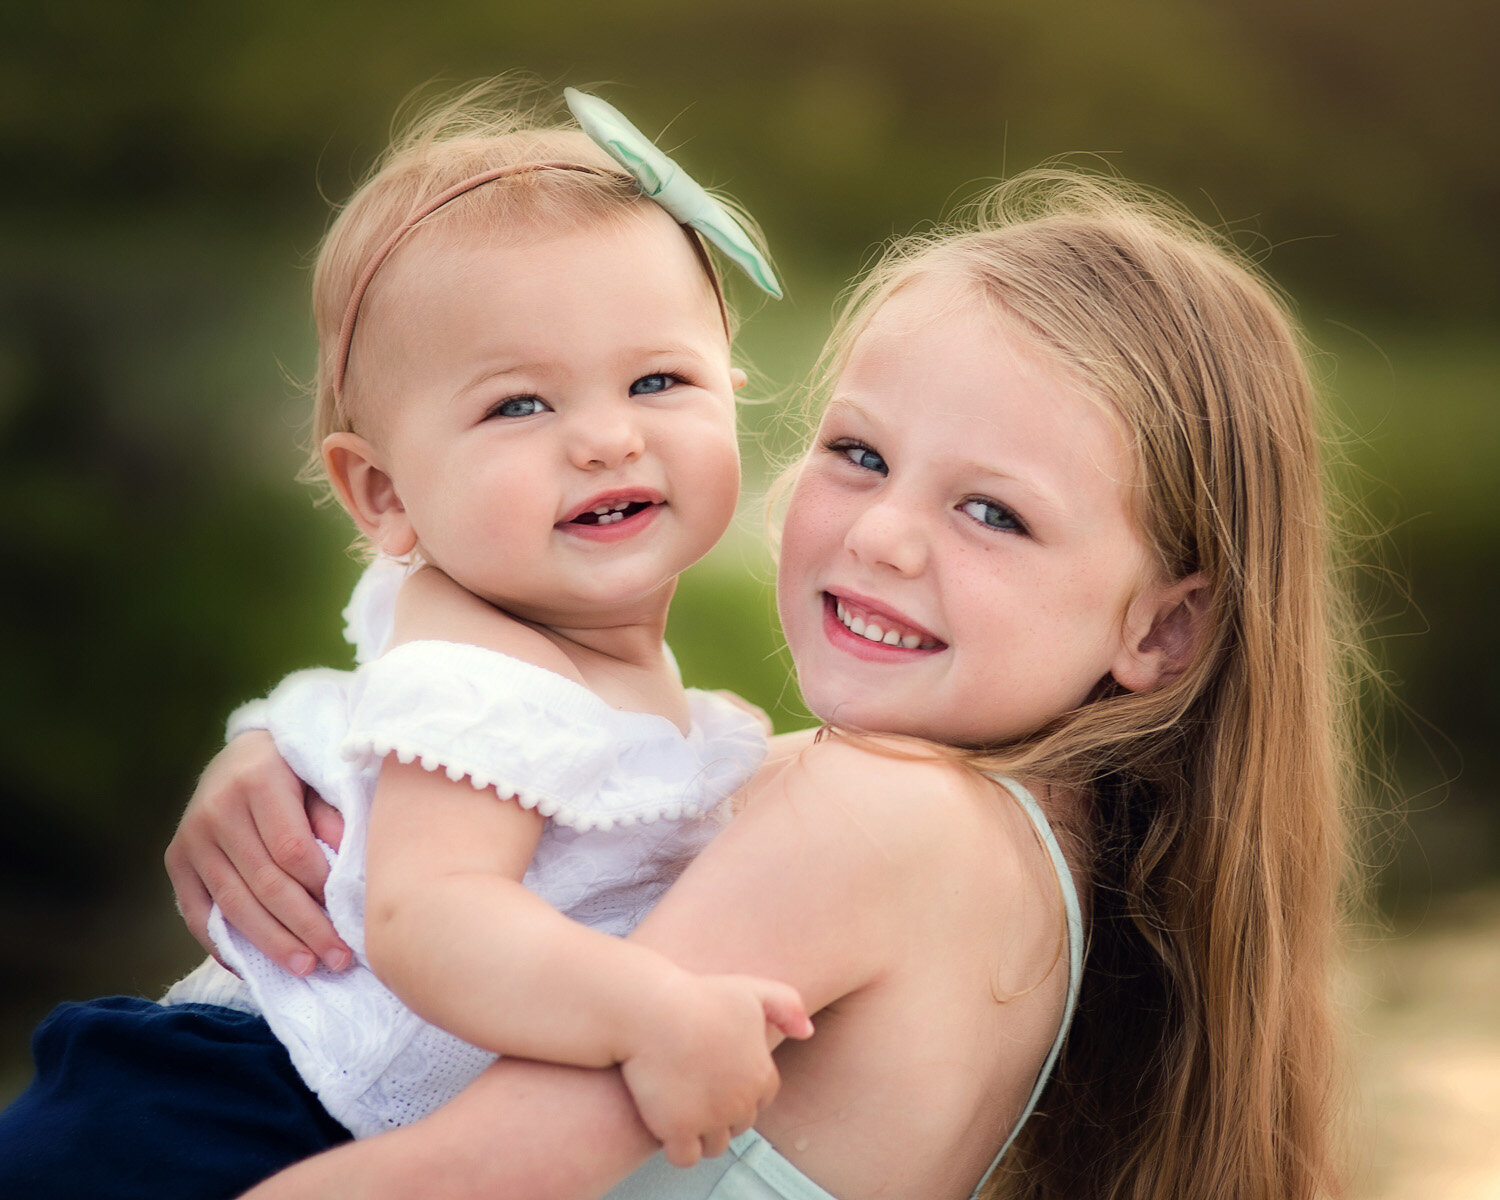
2 1 1496 1193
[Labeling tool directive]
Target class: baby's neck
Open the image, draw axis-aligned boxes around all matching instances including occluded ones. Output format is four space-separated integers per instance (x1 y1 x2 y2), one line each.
391 564 692 732
542 620 691 734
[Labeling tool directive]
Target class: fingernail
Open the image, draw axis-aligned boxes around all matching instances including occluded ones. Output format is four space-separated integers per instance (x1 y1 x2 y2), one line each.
289 951 317 976
326 947 353 972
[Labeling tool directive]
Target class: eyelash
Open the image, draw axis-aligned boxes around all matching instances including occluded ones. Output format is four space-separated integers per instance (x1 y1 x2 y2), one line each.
827 438 887 474
630 372 687 396
959 497 1028 535
486 395 548 420
826 439 1028 536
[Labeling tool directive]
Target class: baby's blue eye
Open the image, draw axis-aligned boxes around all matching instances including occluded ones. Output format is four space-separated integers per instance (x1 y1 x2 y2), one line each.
630 373 676 395
960 498 1024 533
490 395 548 419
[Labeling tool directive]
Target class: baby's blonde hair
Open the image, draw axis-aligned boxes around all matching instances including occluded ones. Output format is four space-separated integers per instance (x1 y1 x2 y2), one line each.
809 170 1361 1200
304 79 729 494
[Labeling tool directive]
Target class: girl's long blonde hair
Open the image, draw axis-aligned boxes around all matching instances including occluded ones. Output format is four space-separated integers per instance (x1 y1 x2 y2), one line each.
810 170 1361 1200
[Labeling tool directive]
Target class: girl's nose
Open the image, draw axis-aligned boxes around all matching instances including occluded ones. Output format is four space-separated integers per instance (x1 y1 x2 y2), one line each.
844 498 928 577
566 401 645 471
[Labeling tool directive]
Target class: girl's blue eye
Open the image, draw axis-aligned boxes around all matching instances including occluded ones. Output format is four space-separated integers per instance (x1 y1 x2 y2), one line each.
836 442 888 474
630 373 676 395
490 395 548 419
960 497 1025 534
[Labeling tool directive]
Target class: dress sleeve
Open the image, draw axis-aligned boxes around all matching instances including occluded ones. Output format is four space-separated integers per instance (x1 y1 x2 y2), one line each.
342 557 408 665
343 641 767 832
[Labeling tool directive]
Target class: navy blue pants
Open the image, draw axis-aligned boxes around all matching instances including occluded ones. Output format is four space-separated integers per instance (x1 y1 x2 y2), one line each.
0 996 351 1199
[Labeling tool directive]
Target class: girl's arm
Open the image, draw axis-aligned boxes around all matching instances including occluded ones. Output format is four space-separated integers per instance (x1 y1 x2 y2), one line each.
168 730 806 1165
244 737 951 1200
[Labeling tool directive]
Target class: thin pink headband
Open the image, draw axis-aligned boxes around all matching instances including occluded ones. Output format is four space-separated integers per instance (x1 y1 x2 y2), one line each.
330 161 606 403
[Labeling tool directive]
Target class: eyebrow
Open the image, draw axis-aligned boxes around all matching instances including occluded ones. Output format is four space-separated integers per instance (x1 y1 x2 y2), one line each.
453 361 549 399
454 343 716 399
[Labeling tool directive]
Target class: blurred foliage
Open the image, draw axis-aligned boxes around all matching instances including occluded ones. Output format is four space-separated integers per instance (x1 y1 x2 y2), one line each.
1 0 1496 1093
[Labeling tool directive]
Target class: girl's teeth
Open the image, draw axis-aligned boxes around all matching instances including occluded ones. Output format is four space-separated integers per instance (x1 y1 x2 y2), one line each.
834 599 930 649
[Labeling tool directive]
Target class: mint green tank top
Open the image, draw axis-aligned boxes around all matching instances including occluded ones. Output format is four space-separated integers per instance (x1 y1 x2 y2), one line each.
604 775 1085 1200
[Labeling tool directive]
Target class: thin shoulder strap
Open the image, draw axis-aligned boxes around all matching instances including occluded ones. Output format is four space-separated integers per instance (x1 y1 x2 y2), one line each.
968 775 1085 1200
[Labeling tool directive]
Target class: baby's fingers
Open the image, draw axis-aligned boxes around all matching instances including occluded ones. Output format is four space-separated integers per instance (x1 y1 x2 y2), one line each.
700 1127 732 1160
662 1133 704 1170
750 978 814 1042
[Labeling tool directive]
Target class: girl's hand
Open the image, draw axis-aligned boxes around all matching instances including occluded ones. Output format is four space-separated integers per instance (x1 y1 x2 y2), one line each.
619 972 812 1168
165 731 353 976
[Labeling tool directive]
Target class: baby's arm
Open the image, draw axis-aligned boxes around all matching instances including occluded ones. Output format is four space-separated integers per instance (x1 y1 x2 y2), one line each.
363 754 809 1165
362 567 811 1163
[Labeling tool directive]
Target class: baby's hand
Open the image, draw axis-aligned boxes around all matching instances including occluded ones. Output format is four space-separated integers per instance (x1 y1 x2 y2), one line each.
165 731 352 976
619 973 813 1168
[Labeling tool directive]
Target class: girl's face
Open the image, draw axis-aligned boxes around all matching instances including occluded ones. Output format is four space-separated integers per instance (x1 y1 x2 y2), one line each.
778 277 1164 746
348 208 741 631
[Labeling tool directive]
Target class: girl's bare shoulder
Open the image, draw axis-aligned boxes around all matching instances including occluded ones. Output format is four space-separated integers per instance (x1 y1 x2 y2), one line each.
748 733 1044 881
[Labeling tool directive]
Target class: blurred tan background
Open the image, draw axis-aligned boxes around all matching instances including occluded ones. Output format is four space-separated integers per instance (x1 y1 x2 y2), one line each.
1 2 1496 1194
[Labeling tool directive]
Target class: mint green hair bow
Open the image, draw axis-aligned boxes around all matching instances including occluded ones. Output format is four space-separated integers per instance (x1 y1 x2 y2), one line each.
565 88 782 299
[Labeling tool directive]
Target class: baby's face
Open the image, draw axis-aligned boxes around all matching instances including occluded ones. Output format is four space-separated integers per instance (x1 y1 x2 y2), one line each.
777 277 1161 746
352 207 741 630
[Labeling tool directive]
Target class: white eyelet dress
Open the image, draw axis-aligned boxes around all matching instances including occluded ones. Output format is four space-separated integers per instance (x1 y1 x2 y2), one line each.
164 562 768 1139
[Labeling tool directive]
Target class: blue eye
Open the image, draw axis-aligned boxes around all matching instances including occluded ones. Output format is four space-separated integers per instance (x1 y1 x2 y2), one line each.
960 497 1025 534
834 441 888 475
489 395 548 419
630 373 677 395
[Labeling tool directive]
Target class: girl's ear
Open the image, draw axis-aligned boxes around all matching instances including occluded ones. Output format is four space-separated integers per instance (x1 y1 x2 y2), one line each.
1111 572 1211 693
322 432 418 557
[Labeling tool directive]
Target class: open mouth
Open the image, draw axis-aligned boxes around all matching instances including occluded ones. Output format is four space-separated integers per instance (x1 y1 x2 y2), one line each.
829 594 943 651
568 499 654 527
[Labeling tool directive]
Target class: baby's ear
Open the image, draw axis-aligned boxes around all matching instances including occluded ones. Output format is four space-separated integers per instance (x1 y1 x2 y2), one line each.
322 432 418 557
730 368 749 392
1111 572 1211 693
